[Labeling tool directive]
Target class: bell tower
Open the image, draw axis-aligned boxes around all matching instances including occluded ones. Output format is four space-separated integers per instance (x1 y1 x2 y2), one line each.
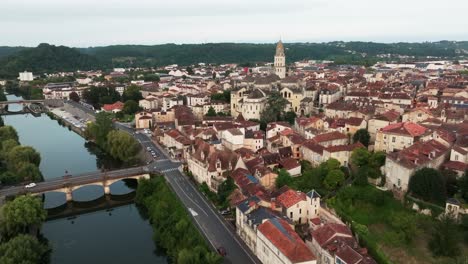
274 40 286 79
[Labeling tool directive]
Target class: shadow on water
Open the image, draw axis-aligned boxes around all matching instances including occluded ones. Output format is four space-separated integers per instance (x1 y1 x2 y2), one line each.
44 179 139 220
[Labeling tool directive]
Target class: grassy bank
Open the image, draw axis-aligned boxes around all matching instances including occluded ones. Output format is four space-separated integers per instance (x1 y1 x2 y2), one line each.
327 185 466 264
136 176 222 264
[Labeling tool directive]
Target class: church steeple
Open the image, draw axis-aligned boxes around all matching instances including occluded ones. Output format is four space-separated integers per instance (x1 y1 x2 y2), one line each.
274 39 286 79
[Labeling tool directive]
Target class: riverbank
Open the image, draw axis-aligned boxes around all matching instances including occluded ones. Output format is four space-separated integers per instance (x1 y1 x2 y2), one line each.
135 176 222 264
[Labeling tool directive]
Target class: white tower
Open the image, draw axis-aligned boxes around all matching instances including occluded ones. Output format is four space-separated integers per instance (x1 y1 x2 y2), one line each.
274 40 286 79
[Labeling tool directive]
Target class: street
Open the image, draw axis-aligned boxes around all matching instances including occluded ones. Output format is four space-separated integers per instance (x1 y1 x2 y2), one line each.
114 123 259 264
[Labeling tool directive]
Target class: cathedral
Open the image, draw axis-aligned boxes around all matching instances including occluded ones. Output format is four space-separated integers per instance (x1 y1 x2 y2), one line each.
274 40 286 79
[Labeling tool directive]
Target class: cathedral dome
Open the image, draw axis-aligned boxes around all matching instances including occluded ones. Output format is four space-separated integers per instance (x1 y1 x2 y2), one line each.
275 40 284 56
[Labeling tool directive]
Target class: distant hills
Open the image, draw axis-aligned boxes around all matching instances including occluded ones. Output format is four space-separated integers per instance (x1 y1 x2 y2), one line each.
0 41 467 78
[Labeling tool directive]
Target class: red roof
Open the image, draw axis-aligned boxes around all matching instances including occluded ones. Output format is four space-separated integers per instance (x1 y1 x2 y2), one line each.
277 188 306 208
312 223 353 247
381 122 427 137
102 101 124 111
312 131 347 143
258 218 316 263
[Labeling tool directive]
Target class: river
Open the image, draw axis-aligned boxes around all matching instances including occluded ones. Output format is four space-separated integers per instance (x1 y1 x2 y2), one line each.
3 94 166 264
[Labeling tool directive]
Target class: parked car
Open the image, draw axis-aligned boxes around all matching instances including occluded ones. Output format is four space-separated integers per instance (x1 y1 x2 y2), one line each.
25 183 36 189
220 210 231 216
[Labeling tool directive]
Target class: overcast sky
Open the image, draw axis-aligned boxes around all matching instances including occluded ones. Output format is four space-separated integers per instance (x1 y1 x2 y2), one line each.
1 0 467 47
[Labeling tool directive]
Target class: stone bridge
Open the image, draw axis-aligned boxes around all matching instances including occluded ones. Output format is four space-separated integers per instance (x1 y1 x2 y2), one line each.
0 166 153 202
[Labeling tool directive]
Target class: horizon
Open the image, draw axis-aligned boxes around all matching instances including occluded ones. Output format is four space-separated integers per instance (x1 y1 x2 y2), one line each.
1 0 467 47
3 39 468 49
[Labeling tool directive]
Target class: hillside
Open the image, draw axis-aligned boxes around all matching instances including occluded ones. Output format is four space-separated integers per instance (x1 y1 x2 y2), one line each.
0 41 467 78
0 43 103 78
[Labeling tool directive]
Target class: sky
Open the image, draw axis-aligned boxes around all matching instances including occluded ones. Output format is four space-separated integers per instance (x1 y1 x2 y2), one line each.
1 0 467 47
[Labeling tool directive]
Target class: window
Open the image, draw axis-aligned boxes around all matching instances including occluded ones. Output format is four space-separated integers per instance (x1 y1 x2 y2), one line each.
392 137 396 143
299 209 302 214
397 179 401 186
455 155 459 161
290 212 293 218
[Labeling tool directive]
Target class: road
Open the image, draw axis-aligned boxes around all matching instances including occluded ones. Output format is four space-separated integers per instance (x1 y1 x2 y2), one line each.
114 123 259 264
0 166 151 197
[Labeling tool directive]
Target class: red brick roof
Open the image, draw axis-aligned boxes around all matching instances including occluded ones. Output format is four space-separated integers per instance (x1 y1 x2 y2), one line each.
312 131 347 143
325 142 365 153
277 188 306 208
387 139 449 169
258 218 316 263
381 122 428 137
312 223 353 247
102 101 124 111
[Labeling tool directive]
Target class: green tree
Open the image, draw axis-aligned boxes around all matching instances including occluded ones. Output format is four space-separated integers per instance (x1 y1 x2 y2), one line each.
16 162 42 182
0 116 3 127
217 176 236 209
260 92 288 125
283 111 297 125
408 168 446 204
186 67 194 75
0 139 18 159
122 85 143 102
429 215 460 257
5 146 41 172
83 86 121 107
459 170 468 201
69 91 80 102
350 147 370 167
85 112 114 148
144 73 160 82
0 126 18 143
323 170 345 190
106 130 141 162
389 212 417 244
276 169 293 189
123 100 140 115
0 195 47 237
0 234 49 264
352 128 370 147
205 107 217 117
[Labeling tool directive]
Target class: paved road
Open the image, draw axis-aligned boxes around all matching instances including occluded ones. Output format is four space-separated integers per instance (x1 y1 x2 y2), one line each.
114 123 259 264
0 166 151 197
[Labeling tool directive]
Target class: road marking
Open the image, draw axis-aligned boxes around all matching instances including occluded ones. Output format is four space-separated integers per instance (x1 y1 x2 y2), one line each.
188 208 198 216
154 159 169 163
161 167 179 173
167 174 208 216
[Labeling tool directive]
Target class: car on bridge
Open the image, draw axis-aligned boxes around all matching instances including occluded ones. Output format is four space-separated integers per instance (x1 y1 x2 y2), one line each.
25 183 36 189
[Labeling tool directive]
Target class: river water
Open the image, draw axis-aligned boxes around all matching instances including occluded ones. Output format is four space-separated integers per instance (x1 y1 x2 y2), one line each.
3 94 166 264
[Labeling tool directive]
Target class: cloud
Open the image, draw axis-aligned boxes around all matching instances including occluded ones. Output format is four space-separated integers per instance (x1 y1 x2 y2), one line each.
0 0 466 46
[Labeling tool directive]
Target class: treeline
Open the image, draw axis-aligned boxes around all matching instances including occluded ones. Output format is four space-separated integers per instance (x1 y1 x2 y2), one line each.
135 176 222 264
0 125 43 185
1 41 467 77
0 195 49 263
0 43 104 78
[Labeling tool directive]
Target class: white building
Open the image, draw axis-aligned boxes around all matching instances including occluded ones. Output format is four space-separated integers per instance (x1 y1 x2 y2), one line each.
19 71 34 82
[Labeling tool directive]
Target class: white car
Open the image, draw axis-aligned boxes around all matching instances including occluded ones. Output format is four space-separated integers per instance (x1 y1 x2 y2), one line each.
25 183 36 189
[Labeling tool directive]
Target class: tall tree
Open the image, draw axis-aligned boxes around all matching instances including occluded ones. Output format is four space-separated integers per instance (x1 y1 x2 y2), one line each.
276 169 293 189
69 91 80 102
352 128 370 147
0 195 47 237
429 215 460 257
350 147 371 167
205 107 217 117
0 234 49 264
409 168 446 204
260 92 288 125
122 100 140 115
106 130 141 162
5 146 41 172
122 85 143 102
85 112 114 148
0 126 18 143
323 169 345 190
